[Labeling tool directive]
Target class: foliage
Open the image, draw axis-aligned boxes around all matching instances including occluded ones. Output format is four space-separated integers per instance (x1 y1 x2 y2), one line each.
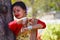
11 0 16 4
11 0 60 11
41 23 60 40
11 0 60 18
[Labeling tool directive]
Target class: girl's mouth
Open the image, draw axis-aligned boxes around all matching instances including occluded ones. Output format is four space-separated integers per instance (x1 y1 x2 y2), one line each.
15 14 19 17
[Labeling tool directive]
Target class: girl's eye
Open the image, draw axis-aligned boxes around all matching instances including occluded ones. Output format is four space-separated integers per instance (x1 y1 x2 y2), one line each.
13 10 20 13
17 10 20 12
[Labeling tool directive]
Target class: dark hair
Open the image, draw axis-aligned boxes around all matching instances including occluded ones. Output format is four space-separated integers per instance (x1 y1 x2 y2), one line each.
11 1 27 13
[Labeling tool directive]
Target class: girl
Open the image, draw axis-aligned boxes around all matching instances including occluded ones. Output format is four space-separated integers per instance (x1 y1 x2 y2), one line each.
8 1 46 40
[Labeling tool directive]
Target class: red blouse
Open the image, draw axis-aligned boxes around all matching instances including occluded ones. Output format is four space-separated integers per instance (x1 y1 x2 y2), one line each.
8 19 46 36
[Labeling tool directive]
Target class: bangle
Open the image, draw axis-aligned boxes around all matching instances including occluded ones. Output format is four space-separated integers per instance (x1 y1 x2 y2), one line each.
27 26 32 30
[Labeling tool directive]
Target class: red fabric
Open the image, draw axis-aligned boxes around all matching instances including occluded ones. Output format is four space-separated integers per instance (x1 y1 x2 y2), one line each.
8 21 23 36
37 19 46 29
8 19 46 36
29 19 46 28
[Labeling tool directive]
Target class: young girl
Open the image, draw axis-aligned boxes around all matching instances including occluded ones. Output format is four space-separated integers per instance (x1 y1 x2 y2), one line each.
8 1 46 40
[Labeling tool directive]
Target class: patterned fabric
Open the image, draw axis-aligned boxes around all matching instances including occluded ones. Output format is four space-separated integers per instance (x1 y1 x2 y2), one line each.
16 20 32 40
16 29 31 40
9 18 46 40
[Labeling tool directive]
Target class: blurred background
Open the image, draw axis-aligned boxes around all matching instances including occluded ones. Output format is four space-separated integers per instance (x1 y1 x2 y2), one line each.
11 0 60 40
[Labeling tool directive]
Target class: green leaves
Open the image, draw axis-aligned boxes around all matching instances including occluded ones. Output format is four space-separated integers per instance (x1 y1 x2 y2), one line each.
11 0 60 12
41 23 60 40
11 0 16 4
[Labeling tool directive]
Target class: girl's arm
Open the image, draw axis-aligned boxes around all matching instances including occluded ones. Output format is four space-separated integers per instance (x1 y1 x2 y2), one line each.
22 19 46 30
36 19 46 29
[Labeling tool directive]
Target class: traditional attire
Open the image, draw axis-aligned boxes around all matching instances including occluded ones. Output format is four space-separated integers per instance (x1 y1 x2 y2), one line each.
8 19 46 40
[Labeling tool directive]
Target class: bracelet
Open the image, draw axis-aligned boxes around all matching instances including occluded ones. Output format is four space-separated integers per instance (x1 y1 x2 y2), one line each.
27 26 32 30
22 17 27 21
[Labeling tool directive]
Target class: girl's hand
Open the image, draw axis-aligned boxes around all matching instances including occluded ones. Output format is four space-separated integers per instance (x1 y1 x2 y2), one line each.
30 18 37 25
21 28 28 33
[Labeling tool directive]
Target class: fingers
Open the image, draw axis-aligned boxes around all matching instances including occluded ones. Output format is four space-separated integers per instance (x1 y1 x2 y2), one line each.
30 18 37 25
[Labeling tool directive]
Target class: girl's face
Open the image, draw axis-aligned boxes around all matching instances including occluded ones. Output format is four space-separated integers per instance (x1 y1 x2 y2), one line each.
13 6 26 19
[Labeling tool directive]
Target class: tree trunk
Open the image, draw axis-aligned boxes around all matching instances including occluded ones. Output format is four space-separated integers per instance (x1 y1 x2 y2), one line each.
30 0 38 40
0 0 15 40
